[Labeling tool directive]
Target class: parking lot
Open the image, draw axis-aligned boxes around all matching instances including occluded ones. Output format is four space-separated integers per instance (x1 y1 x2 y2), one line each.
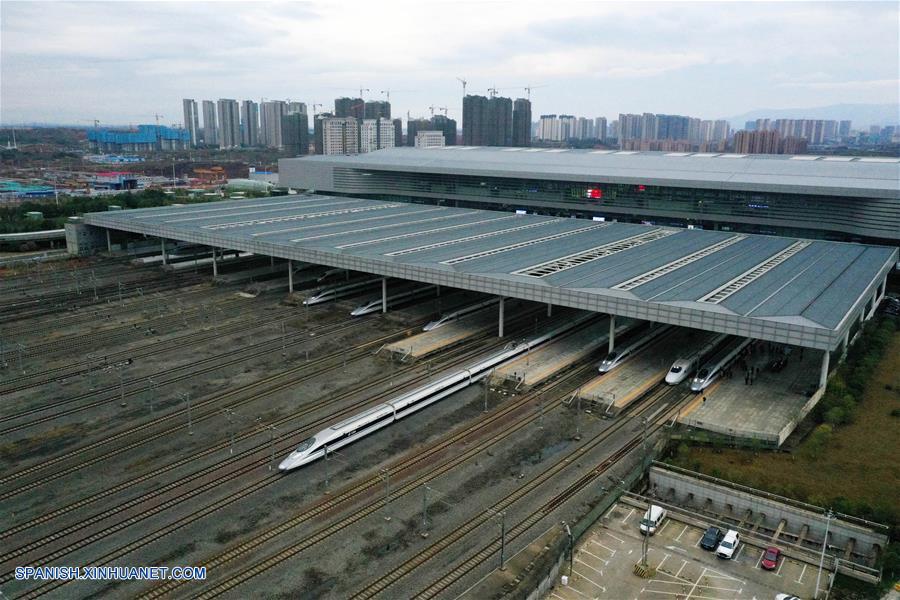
548 500 820 600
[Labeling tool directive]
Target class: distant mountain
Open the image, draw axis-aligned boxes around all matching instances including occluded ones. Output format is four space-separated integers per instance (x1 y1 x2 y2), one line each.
724 103 899 129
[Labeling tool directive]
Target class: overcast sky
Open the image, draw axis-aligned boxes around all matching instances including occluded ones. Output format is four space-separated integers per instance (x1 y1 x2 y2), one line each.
1 1 898 126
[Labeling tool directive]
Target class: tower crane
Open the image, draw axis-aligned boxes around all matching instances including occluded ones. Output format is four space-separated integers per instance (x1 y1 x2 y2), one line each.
523 84 548 100
428 105 437 117
456 77 467 97
311 103 323 115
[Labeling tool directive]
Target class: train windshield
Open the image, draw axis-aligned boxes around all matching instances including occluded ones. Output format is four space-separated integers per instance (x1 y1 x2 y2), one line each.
670 365 683 373
696 368 709 379
293 437 315 453
604 352 618 361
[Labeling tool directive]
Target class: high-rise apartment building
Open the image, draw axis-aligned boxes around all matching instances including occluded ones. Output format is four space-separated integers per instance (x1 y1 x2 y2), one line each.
359 118 395 153
201 100 217 146
406 118 433 147
393 118 403 147
182 99 200 147
281 112 309 155
316 116 359 155
240 100 259 147
733 129 781 154
287 102 307 116
537 115 559 141
364 101 391 120
432 115 457 146
260 100 287 148
335 97 364 119
839 120 852 139
415 131 445 148
512 98 531 147
594 117 607 141
487 96 513 146
216 99 240 149
462 95 490 146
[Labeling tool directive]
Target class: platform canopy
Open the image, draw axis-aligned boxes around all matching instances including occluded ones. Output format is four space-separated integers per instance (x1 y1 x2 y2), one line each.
84 195 897 350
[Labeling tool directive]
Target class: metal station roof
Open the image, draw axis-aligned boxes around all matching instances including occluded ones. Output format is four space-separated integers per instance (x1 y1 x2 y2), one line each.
281 146 900 199
84 195 897 350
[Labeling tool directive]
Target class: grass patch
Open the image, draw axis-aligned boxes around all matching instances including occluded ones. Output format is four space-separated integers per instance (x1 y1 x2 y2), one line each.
668 324 900 531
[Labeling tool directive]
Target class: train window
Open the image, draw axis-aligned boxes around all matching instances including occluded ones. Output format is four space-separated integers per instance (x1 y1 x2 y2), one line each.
293 437 315 453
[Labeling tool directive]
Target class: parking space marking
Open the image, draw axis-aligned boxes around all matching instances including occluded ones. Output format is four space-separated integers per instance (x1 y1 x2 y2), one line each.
605 531 626 544
656 553 671 571
675 524 689 541
645 591 737 600
621 508 636 525
550 592 568 600
576 558 603 577
675 559 688 578
734 544 745 560
656 520 672 536
566 582 591 599
754 551 764 569
796 563 807 584
703 565 744 583
590 538 618 555
574 569 606 593
775 559 785 577
581 548 610 565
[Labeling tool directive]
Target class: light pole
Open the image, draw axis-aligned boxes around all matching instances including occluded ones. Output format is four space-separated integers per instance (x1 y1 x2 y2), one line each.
815 509 834 599
267 425 280 470
178 391 193 435
380 468 391 521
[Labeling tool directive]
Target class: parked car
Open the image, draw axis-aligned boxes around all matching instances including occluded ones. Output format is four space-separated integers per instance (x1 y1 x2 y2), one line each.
774 595 800 600
761 547 781 570
716 529 740 559
639 505 667 535
699 526 724 551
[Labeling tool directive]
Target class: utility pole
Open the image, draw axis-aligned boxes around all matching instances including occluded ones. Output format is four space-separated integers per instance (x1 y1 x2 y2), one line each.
498 511 507 570
380 468 391 521
267 425 279 470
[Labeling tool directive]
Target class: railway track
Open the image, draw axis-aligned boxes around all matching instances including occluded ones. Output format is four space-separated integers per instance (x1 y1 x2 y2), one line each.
0 309 363 435
0 316 386 493
131 361 627 599
0 303 303 394
4 333 521 596
353 385 689 600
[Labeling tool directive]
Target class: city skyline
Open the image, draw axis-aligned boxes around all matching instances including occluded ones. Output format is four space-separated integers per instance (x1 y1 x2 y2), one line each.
2 1 898 127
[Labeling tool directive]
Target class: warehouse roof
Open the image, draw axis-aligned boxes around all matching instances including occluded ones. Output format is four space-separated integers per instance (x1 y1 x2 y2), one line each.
84 195 897 350
280 146 900 199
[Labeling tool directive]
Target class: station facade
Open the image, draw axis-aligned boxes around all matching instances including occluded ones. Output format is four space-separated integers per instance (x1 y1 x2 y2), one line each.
278 147 900 245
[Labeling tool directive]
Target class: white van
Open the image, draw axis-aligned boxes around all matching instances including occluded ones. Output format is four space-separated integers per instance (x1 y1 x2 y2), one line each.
716 529 740 559
639 505 667 535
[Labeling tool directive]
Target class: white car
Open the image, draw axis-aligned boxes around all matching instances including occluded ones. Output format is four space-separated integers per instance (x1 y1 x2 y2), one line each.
774 595 800 600
716 529 740 559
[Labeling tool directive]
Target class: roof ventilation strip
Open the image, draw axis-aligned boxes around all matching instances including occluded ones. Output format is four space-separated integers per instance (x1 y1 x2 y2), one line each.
202 203 401 230
512 228 676 277
336 214 518 249
698 240 811 304
386 218 561 257
442 222 609 265
612 235 748 291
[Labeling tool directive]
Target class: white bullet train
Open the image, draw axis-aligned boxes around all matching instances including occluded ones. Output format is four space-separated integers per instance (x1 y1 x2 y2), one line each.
279 312 599 471
598 325 672 373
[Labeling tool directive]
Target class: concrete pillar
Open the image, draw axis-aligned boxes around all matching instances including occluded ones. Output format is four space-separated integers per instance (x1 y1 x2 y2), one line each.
880 278 887 301
382 278 387 314
212 247 218 277
436 285 441 297
608 315 616 353
820 351 830 389
841 330 849 361
106 229 112 252
498 297 505 338
288 260 293 293
547 303 552 317
270 255 275 267
161 239 167 265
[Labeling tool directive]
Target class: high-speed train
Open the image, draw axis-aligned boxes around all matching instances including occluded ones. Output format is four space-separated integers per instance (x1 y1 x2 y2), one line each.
690 337 752 392
279 312 599 471
665 334 727 384
350 285 436 316
423 298 499 331
598 325 672 373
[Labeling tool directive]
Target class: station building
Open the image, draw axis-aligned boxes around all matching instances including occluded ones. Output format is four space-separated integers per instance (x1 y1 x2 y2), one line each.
277 147 900 246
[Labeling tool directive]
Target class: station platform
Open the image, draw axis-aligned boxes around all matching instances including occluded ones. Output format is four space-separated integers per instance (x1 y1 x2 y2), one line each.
492 317 615 389
679 343 824 446
214 263 286 285
576 328 717 415
382 301 523 361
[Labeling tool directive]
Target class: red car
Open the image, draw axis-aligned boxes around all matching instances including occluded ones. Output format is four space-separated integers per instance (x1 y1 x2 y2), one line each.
761 547 781 570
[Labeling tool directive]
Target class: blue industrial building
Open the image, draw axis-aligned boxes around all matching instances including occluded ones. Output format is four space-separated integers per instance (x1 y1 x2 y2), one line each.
87 125 190 152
